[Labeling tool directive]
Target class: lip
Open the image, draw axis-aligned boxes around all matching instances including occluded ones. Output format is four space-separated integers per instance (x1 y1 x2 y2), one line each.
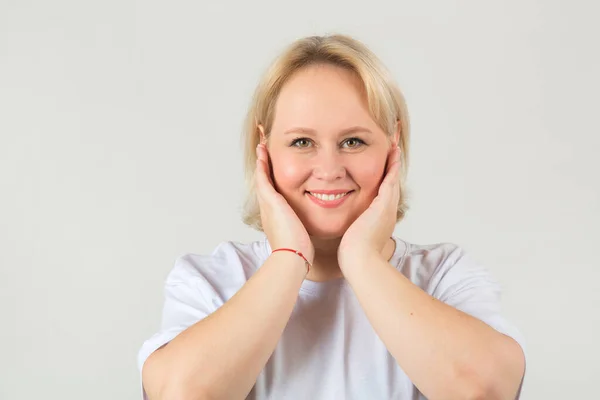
305 190 353 208
307 189 352 195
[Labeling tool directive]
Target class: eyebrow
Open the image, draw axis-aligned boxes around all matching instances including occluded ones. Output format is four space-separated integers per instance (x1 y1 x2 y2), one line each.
283 126 373 136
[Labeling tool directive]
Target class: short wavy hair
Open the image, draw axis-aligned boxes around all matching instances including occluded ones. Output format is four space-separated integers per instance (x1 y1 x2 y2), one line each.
241 34 411 232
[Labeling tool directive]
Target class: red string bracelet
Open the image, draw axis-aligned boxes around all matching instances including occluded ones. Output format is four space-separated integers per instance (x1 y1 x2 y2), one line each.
271 248 311 274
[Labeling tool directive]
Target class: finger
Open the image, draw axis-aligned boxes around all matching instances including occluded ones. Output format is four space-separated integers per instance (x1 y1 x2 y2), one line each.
380 146 401 193
377 153 401 212
384 144 395 176
255 145 279 202
255 145 271 190
256 144 275 186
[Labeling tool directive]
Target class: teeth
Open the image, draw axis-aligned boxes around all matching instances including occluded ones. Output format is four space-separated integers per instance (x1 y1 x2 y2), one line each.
308 192 349 201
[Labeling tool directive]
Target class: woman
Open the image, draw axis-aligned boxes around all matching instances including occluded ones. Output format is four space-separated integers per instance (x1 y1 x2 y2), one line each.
138 34 526 399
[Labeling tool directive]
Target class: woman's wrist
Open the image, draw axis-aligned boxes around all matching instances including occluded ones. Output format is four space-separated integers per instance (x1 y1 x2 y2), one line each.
269 250 310 276
339 248 381 273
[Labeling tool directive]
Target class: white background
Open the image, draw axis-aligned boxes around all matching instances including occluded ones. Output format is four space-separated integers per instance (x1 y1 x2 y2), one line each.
1 1 598 398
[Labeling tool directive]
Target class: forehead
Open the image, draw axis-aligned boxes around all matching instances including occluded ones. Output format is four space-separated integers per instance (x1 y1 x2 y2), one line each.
272 64 375 132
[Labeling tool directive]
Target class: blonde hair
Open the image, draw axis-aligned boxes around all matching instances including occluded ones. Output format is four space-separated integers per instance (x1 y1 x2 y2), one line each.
241 34 411 231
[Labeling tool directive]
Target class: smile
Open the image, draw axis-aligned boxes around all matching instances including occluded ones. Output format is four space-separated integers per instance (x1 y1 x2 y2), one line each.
305 190 354 209
307 191 351 201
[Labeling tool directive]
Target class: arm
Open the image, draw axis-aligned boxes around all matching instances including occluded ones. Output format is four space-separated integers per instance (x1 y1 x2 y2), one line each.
342 251 526 400
142 251 307 400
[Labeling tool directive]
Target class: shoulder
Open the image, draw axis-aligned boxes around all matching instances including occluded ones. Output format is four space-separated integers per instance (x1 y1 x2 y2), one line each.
398 239 497 297
165 238 268 293
399 239 465 281
401 240 464 268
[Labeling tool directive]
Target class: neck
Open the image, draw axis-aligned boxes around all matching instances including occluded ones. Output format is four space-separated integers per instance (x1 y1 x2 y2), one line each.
306 236 397 282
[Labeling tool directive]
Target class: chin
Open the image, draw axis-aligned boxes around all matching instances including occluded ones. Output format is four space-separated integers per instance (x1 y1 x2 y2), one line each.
304 217 351 240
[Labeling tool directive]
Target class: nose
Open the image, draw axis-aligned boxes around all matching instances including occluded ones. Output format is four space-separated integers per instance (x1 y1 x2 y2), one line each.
311 148 346 181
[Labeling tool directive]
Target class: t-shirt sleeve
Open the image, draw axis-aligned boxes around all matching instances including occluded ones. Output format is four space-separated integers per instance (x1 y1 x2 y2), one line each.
137 255 218 399
429 245 527 399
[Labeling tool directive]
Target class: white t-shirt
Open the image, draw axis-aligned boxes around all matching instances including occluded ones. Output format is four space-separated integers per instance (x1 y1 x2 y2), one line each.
138 236 526 399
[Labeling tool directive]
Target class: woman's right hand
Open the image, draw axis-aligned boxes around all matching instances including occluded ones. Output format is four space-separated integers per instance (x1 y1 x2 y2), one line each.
255 143 314 265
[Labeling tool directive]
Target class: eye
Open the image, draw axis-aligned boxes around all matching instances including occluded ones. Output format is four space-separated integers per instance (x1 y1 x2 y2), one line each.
290 138 312 148
342 137 366 148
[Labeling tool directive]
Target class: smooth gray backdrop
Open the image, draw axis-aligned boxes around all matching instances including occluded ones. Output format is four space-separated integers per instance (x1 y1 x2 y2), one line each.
1 1 598 399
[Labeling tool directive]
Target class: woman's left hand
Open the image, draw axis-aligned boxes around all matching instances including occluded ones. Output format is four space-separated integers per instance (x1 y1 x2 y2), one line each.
338 144 401 268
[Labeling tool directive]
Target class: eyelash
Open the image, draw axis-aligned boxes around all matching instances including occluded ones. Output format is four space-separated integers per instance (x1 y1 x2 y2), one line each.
290 137 366 149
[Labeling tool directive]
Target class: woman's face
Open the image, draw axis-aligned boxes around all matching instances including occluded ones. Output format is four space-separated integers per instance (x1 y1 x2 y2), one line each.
265 64 395 239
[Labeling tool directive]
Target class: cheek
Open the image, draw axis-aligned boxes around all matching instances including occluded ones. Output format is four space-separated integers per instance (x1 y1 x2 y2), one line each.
352 158 387 193
270 155 306 192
